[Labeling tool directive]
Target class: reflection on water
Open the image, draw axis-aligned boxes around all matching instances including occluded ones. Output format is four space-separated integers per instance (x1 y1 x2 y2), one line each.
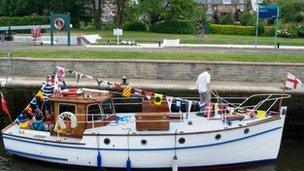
0 139 303 171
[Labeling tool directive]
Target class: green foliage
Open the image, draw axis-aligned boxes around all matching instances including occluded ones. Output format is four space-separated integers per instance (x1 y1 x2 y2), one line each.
210 24 255 36
264 26 275 36
298 24 304 37
277 23 299 38
278 0 304 23
219 13 233 25
150 20 195 34
0 15 48 26
240 11 256 26
123 20 148 31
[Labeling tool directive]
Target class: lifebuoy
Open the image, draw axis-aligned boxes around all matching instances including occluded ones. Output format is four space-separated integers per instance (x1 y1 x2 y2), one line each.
57 111 77 129
61 88 79 96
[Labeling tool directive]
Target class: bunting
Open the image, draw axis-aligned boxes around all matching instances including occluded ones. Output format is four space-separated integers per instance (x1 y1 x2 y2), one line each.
166 96 174 113
144 91 153 100
76 72 83 83
154 93 163 106
122 86 132 97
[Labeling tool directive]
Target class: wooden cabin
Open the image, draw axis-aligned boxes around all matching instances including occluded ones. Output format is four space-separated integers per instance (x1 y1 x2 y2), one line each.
48 90 116 137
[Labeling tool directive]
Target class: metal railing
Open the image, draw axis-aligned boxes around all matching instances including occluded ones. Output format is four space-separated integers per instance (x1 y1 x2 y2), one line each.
0 52 13 82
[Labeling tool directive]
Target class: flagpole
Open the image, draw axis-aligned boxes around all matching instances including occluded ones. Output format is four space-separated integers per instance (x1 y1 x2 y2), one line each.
279 72 288 108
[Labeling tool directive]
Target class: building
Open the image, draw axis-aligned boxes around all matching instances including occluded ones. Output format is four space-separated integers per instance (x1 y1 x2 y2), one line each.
196 0 252 22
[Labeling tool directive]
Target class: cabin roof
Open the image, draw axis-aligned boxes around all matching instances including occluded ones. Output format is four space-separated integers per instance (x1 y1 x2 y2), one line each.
48 91 113 104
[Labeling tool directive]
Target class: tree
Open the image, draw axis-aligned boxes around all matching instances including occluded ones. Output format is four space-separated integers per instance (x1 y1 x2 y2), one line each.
115 0 130 28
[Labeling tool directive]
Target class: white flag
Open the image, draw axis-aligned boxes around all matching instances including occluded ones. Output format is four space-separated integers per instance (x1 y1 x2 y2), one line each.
285 73 303 90
166 96 174 113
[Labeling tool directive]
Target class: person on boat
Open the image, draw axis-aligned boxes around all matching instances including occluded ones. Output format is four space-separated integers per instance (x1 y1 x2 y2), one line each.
17 114 31 129
196 68 211 114
44 109 54 131
31 109 46 131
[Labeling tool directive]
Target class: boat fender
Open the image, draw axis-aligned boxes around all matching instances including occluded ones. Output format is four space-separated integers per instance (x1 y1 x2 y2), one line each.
57 112 77 129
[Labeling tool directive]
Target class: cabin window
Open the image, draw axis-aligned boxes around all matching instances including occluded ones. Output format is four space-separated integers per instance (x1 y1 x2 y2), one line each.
87 103 103 121
101 99 115 117
59 103 76 114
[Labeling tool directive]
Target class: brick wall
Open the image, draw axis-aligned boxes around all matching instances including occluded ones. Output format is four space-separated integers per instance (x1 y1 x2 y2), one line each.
1 58 303 82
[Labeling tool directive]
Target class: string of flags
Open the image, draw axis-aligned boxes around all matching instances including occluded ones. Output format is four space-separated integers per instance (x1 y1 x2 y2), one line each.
55 66 204 114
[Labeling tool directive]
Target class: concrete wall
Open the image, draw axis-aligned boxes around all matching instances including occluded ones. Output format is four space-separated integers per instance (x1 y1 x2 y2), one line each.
1 57 304 82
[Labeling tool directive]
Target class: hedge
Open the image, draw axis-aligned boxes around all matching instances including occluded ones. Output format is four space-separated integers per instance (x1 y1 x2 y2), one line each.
151 20 195 34
0 16 48 26
210 24 255 36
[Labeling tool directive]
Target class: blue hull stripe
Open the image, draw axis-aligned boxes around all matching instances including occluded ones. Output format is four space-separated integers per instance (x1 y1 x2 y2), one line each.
2 127 282 151
5 148 68 161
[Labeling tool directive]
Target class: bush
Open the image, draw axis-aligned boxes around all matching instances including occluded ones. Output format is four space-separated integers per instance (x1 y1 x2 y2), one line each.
254 21 265 36
0 15 48 26
240 11 255 26
219 12 233 25
150 20 195 34
264 26 275 36
298 24 304 37
277 24 298 38
123 20 148 31
210 24 255 35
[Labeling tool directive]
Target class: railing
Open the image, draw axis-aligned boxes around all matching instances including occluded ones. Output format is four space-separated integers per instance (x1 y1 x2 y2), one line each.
0 52 13 82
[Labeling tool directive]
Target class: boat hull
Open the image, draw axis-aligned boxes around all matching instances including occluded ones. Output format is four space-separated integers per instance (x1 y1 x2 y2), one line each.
2 116 285 168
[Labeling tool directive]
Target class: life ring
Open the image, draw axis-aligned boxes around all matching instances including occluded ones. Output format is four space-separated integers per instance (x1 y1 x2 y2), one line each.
57 111 77 129
61 88 78 96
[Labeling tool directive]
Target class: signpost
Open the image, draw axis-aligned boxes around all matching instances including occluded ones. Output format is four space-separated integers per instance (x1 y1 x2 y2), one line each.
113 28 123 44
50 13 71 46
255 4 279 49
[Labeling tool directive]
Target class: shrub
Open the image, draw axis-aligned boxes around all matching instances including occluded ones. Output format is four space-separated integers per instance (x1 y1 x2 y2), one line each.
123 20 148 31
240 11 255 26
0 15 48 26
264 26 275 36
277 24 298 38
254 22 265 36
151 20 195 34
298 24 304 37
210 24 255 35
219 12 233 25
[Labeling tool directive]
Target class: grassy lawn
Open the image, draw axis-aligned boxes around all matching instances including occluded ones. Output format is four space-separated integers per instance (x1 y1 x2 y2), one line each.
3 49 304 63
73 29 304 46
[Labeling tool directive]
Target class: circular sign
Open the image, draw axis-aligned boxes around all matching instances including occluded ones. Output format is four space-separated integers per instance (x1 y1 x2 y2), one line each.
54 18 65 30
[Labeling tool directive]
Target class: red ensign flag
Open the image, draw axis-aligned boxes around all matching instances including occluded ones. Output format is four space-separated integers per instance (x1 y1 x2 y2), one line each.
0 92 11 119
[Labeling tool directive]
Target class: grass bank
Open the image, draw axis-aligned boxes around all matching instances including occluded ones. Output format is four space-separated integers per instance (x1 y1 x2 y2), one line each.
3 49 304 63
73 29 304 46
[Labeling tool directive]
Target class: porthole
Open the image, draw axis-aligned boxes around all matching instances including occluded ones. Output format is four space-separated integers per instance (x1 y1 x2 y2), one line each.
244 128 250 134
215 134 221 140
178 137 186 144
104 138 111 145
141 139 147 145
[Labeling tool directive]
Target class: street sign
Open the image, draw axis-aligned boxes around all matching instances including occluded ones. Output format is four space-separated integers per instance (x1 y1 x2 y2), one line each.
259 5 278 19
114 28 123 36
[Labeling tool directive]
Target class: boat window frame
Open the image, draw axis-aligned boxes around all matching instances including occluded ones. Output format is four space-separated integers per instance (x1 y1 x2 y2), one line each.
100 98 116 116
86 103 103 122
58 103 77 115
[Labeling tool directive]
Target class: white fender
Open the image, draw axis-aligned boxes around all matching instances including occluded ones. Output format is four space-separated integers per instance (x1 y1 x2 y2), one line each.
57 111 77 129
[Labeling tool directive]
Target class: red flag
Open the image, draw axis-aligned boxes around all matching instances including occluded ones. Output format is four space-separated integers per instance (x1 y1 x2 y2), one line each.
1 92 12 122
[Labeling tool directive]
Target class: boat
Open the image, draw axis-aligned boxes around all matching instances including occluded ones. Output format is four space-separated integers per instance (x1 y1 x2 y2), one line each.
1 67 291 170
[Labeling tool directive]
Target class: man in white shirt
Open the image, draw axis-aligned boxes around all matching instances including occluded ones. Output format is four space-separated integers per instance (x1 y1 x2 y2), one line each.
196 68 211 113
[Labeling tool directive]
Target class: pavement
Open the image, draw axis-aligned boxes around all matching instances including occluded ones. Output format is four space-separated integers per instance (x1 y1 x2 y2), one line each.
1 76 300 95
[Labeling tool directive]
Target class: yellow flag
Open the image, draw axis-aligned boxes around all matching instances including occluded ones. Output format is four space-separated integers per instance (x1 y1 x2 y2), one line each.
35 90 44 99
154 93 163 106
122 86 132 97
